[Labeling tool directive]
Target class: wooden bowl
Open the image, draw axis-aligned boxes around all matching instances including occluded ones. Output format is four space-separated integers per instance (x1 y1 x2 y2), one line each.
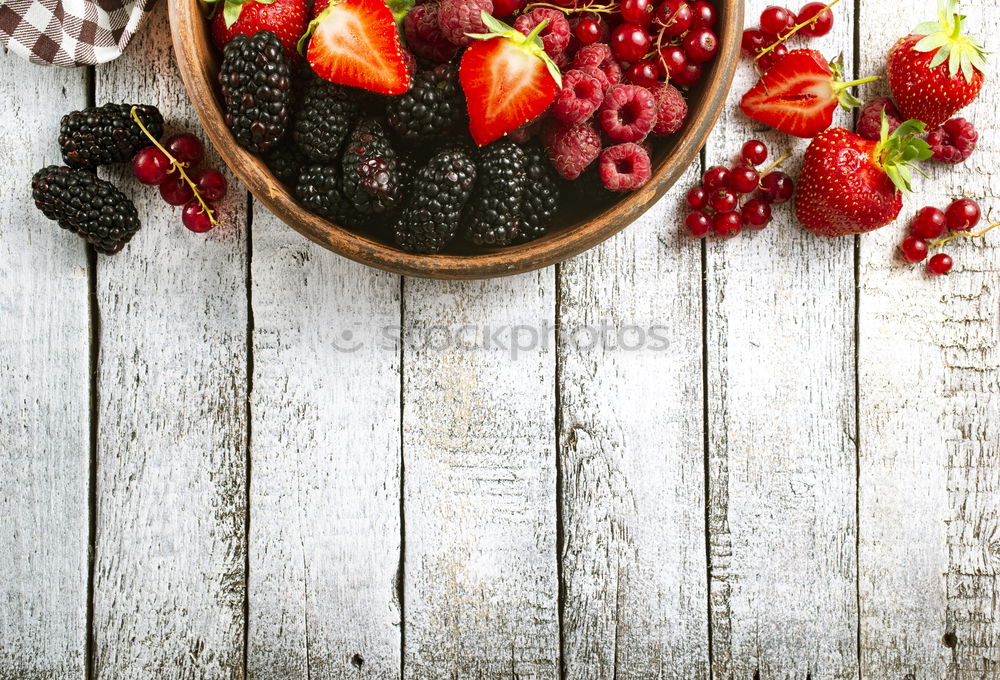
169 0 742 279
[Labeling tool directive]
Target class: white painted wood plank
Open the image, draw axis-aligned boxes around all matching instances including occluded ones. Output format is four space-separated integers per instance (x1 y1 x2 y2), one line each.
557 161 709 680
857 2 1000 677
0 53 89 680
90 6 247 678
705 2 859 677
402 272 559 678
247 207 402 679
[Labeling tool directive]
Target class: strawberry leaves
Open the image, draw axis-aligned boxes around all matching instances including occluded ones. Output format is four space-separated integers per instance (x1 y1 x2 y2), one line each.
876 113 933 194
911 0 986 83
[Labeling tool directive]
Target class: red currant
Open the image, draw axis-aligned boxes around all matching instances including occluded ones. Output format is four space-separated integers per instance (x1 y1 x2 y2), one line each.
741 139 768 166
191 168 228 201
611 23 652 63
686 185 708 210
683 27 718 63
657 45 688 78
182 200 217 233
757 43 788 71
574 17 602 45
741 29 769 56
689 0 716 28
899 236 928 263
713 211 743 238
927 253 953 275
728 166 760 194
797 1 834 37
703 165 730 190
759 171 794 204
910 206 946 240
621 0 655 26
626 59 661 87
686 210 712 237
709 189 738 213
493 0 525 16
656 0 693 37
165 133 204 166
945 198 981 231
759 5 797 38
672 62 703 86
132 146 172 186
742 198 773 229
159 175 194 206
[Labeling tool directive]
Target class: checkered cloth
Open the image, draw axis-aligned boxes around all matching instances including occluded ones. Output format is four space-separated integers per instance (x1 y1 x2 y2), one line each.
1 0 156 67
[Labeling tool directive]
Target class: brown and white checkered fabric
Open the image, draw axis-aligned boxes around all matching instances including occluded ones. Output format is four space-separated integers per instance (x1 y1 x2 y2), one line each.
1 0 156 67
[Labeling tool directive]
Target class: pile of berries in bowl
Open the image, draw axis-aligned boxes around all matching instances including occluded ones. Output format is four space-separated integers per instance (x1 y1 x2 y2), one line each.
168 0 740 276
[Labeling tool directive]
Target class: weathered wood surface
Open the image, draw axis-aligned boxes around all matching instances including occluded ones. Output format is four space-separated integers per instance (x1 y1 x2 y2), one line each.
0 54 89 680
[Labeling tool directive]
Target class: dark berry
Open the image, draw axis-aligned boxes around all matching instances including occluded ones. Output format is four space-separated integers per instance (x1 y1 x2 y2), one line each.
293 77 359 163
296 164 370 230
465 141 527 246
386 63 465 142
59 103 164 169
394 148 477 253
341 118 402 214
519 143 561 241
218 31 292 154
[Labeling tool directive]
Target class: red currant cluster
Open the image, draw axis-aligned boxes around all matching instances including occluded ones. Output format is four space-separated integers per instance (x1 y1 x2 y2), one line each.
741 1 835 70
898 198 997 275
683 140 794 238
129 108 228 233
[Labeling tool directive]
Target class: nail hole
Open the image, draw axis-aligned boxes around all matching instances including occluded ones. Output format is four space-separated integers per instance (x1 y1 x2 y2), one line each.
942 632 958 648
351 654 365 668
753 671 760 680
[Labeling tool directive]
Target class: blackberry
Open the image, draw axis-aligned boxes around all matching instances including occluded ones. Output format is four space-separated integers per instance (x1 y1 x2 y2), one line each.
218 31 293 154
58 103 163 168
386 64 465 141
519 144 560 241
393 148 477 254
265 144 303 185
295 164 370 230
341 118 401 214
292 78 359 163
31 166 141 254
464 141 527 246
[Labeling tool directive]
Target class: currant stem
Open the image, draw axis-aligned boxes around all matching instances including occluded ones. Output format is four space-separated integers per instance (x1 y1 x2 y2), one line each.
929 221 999 250
755 0 842 61
758 151 793 178
130 106 219 226
524 1 618 14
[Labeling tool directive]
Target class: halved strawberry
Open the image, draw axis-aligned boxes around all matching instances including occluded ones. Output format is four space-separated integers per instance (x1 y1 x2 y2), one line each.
299 0 410 95
460 13 562 146
740 49 878 138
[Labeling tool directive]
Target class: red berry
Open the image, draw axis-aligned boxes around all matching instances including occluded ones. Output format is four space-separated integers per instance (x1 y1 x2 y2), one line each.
759 171 794 204
686 210 711 237
683 27 718 63
611 23 652 63
626 59 661 87
742 198 773 229
741 139 768 166
132 146 172 186
945 198 981 231
574 17 601 45
657 45 688 78
899 236 929 263
182 200 217 233
493 0 525 17
757 43 788 71
686 185 708 210
689 0 716 29
797 1 834 37
672 62 703 86
713 211 743 238
656 0 693 37
910 206 946 240
927 253 953 275
165 133 204 166
159 175 194 206
728 166 760 194
621 0 655 26
703 165 730 190
759 5 796 38
191 168 228 201
741 29 769 57
709 189 738 213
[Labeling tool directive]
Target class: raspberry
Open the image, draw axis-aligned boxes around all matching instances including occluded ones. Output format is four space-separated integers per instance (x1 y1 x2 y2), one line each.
572 43 622 87
856 96 903 141
649 82 688 135
580 65 611 92
927 117 978 164
599 143 652 191
599 84 656 143
403 3 459 62
542 119 602 180
438 0 493 46
552 69 604 124
514 8 571 56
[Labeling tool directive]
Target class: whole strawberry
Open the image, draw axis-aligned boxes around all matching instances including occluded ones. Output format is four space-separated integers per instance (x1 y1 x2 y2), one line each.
795 115 933 237
210 0 307 58
886 0 987 128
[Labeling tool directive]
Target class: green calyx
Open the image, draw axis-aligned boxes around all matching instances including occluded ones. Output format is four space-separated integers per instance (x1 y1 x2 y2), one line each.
466 11 563 88
828 56 879 110
912 0 987 83
874 111 933 194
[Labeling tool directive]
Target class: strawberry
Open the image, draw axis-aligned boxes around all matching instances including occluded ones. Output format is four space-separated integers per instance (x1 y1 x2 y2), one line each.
209 0 308 58
298 0 411 95
460 13 562 145
887 0 987 128
795 115 934 237
740 49 878 138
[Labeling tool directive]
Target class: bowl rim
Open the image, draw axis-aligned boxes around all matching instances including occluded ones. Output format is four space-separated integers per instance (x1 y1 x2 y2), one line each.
168 0 742 280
